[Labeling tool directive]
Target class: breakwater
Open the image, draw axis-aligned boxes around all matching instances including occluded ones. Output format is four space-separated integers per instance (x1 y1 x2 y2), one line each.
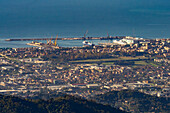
5 36 125 41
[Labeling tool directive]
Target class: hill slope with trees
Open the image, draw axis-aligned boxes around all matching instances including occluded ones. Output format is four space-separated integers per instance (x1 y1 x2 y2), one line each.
94 90 169 113
0 94 126 113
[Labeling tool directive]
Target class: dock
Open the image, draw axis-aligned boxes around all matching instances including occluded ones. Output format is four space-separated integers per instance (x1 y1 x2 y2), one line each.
98 42 117 46
26 42 61 49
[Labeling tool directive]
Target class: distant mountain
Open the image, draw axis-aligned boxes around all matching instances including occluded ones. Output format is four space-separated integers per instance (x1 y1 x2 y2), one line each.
93 90 169 113
0 94 126 113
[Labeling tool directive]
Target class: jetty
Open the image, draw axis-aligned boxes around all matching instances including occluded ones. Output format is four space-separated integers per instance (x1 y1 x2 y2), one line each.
5 36 125 41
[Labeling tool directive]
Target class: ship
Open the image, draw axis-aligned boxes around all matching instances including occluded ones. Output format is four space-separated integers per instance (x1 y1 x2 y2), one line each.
112 40 126 45
82 41 95 46
112 39 134 45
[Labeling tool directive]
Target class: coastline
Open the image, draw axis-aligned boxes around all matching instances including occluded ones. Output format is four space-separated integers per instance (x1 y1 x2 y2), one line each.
0 36 169 48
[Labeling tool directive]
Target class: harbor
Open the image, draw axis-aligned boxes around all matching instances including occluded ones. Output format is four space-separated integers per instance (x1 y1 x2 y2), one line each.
25 36 145 48
2 35 168 49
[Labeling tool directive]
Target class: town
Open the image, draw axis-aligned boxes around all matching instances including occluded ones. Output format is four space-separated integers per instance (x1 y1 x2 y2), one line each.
0 37 169 101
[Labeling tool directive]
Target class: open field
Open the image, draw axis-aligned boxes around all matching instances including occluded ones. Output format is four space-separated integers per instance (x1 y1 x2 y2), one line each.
148 62 160 67
134 61 148 65
133 61 162 67
69 56 149 64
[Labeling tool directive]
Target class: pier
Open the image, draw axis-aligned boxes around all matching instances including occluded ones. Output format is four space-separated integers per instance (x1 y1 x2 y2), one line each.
5 36 125 41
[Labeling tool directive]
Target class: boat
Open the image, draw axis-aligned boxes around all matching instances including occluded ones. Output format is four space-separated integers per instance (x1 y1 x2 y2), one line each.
112 40 127 45
82 41 94 46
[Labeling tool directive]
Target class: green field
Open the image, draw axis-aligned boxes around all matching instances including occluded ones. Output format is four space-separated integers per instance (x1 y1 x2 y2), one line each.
134 61 161 67
70 56 148 63
148 62 159 67
102 62 115 65
134 61 148 65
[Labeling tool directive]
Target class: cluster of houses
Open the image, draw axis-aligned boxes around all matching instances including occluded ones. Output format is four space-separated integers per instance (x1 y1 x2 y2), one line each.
0 38 169 98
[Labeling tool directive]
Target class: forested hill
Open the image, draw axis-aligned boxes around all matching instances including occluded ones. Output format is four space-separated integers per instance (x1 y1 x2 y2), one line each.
94 90 169 113
0 94 126 113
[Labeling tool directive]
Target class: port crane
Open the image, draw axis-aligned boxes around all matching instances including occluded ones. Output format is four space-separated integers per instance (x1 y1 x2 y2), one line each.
48 36 53 45
82 30 88 40
54 35 58 46
47 39 49 44
107 32 110 38
107 32 111 43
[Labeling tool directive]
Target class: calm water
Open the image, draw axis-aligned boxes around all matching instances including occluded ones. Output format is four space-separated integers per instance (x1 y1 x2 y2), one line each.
0 38 112 48
0 0 170 48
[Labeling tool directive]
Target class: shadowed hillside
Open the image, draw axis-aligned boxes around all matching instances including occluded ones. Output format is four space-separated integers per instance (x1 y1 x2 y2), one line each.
0 94 126 113
94 90 169 113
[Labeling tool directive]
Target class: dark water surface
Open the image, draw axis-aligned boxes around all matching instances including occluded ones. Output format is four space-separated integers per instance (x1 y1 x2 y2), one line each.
0 0 170 48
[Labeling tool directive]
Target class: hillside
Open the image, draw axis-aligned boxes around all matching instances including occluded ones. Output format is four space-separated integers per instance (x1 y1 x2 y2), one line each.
0 94 126 113
94 90 169 113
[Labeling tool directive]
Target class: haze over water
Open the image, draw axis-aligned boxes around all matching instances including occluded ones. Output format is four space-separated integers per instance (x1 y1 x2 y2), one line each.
0 0 170 48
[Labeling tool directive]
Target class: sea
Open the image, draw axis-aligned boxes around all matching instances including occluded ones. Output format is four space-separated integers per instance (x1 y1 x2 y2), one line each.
0 0 170 48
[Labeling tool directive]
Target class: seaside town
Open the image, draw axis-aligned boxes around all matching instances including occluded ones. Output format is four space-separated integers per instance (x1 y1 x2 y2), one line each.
0 36 169 101
1 1 170 112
